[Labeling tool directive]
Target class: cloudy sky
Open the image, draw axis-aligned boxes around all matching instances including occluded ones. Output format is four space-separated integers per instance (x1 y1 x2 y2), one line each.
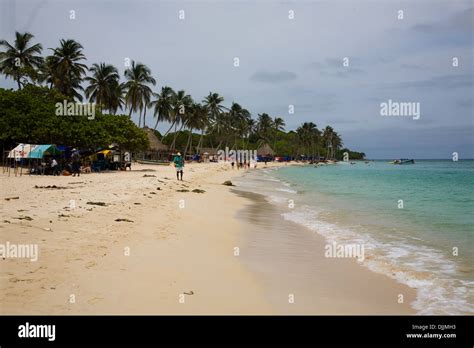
1 0 473 159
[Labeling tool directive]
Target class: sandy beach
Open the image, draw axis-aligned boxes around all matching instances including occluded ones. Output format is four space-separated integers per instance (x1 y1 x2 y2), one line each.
0 162 416 314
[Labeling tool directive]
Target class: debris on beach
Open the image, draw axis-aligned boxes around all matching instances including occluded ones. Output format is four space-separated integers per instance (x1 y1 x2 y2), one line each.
58 214 70 218
68 182 85 184
222 181 234 186
149 192 156 194
142 174 156 177
183 291 194 295
14 216 33 221
156 187 161 190
34 185 69 189
4 196 19 201
134 202 141 205
176 189 189 192
86 201 109 206
3 220 11 223
115 218 134 223
192 189 205 193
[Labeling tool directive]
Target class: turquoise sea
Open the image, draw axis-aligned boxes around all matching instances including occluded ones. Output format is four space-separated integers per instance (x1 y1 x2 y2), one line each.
236 160 474 314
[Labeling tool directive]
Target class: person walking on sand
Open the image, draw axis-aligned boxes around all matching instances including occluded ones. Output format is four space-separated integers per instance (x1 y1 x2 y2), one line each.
174 152 184 181
71 149 81 177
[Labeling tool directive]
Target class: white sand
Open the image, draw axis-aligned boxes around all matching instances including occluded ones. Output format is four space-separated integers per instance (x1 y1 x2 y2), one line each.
0 161 415 314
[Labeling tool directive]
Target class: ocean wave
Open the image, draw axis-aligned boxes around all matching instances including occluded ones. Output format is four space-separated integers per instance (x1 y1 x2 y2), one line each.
276 188 298 194
282 206 474 315
267 195 288 204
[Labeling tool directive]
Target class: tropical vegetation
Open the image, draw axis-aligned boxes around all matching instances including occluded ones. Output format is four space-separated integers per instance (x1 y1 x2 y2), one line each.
0 31 365 160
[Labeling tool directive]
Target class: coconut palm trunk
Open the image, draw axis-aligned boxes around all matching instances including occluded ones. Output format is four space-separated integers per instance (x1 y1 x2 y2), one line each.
196 129 204 154
184 129 193 157
170 122 184 150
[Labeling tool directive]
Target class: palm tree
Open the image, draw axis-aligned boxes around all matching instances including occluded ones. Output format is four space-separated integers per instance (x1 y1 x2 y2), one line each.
227 103 252 149
322 125 335 159
108 81 126 115
195 106 210 155
244 117 255 148
47 39 87 100
203 92 226 147
150 86 176 132
123 61 156 126
228 102 245 148
272 117 285 155
0 32 44 89
256 113 274 145
168 90 193 150
183 102 208 156
331 131 343 159
296 122 320 160
85 63 120 112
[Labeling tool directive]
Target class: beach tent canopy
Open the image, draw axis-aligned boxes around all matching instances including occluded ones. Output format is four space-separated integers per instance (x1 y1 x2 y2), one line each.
97 149 112 156
7 144 38 158
28 144 61 159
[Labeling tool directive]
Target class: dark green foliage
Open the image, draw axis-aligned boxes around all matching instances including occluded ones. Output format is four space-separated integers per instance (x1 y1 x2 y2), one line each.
0 85 148 152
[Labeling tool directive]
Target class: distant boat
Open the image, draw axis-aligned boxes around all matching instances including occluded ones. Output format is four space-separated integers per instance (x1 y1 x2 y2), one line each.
390 159 415 165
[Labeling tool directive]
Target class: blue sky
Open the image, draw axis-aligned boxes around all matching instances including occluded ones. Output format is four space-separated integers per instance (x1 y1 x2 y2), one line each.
1 0 473 159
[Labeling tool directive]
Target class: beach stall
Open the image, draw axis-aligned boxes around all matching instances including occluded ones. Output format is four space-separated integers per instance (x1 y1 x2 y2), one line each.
138 127 170 163
27 144 62 175
197 147 218 162
256 143 275 162
7 144 38 160
3 144 39 176
27 144 61 159
89 149 111 171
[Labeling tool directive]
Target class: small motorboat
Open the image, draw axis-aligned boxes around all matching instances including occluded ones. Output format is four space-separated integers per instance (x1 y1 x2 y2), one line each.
390 159 415 165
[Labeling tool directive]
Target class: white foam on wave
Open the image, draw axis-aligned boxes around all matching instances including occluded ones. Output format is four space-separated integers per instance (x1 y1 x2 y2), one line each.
267 195 288 204
262 175 281 182
276 188 298 194
282 206 474 315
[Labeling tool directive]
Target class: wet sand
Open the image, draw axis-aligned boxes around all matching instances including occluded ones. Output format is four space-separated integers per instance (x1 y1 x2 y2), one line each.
232 190 416 314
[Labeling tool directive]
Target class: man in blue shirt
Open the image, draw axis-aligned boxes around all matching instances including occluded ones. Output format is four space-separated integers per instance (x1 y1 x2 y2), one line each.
173 152 184 181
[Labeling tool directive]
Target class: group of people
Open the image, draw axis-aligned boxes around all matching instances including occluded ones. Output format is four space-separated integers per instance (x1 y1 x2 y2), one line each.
231 160 257 170
29 150 82 176
29 158 60 176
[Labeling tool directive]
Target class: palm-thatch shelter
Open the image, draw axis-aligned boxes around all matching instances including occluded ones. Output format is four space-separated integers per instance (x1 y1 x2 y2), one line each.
196 147 218 162
257 143 275 158
141 127 169 160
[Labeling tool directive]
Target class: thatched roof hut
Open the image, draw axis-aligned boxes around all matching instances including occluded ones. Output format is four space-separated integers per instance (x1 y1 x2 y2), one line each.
140 127 169 160
257 143 274 156
143 127 168 152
